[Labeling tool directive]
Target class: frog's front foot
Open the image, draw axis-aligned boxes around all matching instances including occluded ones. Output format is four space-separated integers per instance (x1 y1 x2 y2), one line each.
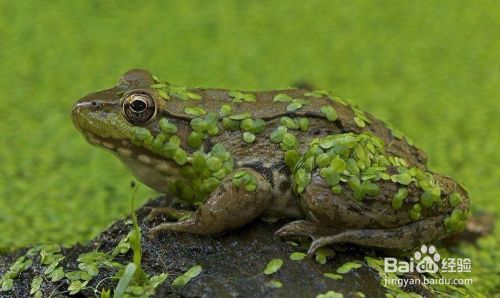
149 168 272 237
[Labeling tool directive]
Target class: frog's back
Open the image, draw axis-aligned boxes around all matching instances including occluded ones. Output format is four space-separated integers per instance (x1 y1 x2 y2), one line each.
164 87 427 168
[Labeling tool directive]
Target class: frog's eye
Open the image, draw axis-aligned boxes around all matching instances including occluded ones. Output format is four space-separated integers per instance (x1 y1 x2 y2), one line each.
122 92 156 123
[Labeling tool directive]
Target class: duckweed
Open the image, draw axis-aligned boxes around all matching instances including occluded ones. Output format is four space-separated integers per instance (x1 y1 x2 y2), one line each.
449 192 462 207
420 191 434 208
444 209 468 233
336 261 362 274
187 131 203 149
243 131 256 143
324 273 343 280
263 258 283 275
184 107 206 117
228 91 256 103
287 99 309 112
395 173 412 185
391 188 408 209
219 104 232 117
284 150 299 168
320 106 338 121
266 280 283 288
289 252 307 261
280 116 298 129
297 117 310 131
409 204 422 220
272 93 293 102
315 248 335 265
241 118 266 134
169 86 201 101
270 126 287 143
281 132 298 150
232 170 258 192
316 290 344 298
159 118 178 134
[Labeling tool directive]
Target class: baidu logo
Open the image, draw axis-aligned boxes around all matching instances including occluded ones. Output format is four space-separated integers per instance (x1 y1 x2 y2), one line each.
384 244 470 274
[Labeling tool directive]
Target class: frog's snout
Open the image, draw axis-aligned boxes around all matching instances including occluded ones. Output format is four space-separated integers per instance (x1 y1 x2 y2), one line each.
72 101 102 116
72 101 100 115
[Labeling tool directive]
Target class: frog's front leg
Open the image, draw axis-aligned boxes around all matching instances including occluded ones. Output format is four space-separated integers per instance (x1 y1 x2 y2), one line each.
149 168 272 236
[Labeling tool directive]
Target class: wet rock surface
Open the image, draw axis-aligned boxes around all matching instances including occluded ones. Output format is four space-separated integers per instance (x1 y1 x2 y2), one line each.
0 196 430 298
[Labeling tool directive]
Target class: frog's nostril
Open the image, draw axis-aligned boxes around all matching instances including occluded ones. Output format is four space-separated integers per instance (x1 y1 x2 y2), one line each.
72 101 101 115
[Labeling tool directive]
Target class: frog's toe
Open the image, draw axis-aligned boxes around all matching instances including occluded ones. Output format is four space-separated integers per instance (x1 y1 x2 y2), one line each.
148 219 200 238
276 220 339 242
146 207 192 222
308 236 337 256
276 220 317 239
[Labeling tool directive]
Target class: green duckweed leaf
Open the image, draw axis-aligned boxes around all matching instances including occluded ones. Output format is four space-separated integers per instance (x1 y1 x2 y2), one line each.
263 258 283 275
320 106 338 121
315 248 335 264
317 290 344 298
184 107 206 117
396 173 412 185
336 261 362 274
273 93 293 102
324 272 343 280
266 280 283 288
449 192 462 207
243 132 256 143
290 252 307 261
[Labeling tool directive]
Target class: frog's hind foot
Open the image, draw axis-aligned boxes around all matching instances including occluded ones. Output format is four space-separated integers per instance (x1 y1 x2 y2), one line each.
276 220 328 239
146 207 192 222
282 216 449 257
276 220 341 257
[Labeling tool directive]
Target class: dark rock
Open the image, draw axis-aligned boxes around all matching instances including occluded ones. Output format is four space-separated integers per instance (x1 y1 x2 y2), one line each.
0 196 431 298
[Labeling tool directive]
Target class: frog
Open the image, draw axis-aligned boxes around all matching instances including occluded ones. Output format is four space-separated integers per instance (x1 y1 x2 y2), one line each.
72 69 470 256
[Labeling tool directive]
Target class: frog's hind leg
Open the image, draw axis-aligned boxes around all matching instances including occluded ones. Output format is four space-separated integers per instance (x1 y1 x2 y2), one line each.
149 168 273 237
279 215 448 257
276 220 340 242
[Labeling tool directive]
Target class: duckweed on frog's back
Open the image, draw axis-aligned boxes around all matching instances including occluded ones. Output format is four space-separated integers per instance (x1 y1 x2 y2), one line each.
72 69 469 255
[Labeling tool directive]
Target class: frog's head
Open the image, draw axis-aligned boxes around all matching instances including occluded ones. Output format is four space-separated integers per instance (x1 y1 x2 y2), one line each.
72 69 160 141
72 69 182 192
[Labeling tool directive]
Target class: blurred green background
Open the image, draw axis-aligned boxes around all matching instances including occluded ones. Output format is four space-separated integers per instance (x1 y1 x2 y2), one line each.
0 0 498 295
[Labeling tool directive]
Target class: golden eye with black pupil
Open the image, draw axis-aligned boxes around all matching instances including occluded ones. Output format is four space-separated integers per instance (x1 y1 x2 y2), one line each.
122 92 156 123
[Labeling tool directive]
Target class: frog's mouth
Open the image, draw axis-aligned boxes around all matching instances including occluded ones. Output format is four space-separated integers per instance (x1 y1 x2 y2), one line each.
81 130 175 167
83 130 134 158
81 130 183 194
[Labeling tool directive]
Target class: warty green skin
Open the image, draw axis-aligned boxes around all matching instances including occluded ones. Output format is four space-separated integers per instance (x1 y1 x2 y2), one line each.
72 69 469 255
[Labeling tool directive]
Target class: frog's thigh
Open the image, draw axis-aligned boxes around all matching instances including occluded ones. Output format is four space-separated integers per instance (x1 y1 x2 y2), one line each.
149 168 272 236
303 215 447 256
